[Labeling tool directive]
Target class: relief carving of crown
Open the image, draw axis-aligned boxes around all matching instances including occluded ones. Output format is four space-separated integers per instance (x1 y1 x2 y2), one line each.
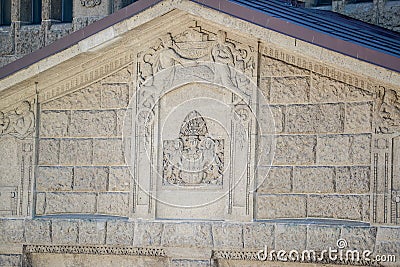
179 110 208 137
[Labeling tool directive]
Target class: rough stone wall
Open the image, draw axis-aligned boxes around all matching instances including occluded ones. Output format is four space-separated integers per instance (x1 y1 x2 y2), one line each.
0 0 130 68
256 54 373 222
37 66 133 217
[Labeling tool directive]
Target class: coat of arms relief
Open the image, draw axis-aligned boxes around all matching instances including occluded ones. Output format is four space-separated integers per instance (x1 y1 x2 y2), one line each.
163 110 224 186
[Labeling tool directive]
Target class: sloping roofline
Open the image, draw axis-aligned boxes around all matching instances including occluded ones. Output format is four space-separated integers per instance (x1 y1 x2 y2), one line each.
0 0 399 81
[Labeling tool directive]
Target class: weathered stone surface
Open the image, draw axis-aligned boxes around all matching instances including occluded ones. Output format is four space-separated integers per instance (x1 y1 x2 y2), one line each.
42 85 101 110
38 139 60 165
344 102 372 133
134 221 164 247
270 77 310 104
275 224 307 251
258 105 283 134
45 192 97 214
108 167 131 191
162 223 212 248
36 167 73 191
260 56 310 77
25 220 51 244
171 259 211 267
274 135 316 165
310 74 373 103
335 166 370 193
293 167 335 193
0 219 24 244
376 227 400 242
306 225 341 251
257 166 292 194
79 220 106 245
0 255 21 267
341 226 377 252
40 110 70 137
307 195 368 221
106 220 133 245
0 29 14 56
52 220 79 245
243 223 274 249
101 83 129 108
212 223 243 249
45 24 72 46
102 65 132 84
317 134 371 165
69 110 117 137
257 195 307 219
59 139 92 165
93 138 124 165
97 192 129 216
285 104 343 133
259 78 270 101
15 25 42 55
73 167 108 191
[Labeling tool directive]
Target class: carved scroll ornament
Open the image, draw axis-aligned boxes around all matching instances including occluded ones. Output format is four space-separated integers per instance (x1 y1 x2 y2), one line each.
0 101 35 139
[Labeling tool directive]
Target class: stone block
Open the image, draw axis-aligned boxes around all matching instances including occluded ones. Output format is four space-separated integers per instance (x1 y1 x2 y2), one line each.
0 255 21 267
293 167 335 193
134 221 164 247
274 135 316 165
0 219 24 244
340 226 377 252
41 85 101 110
15 25 41 55
45 23 72 46
243 223 274 249
102 65 132 84
171 259 211 267
258 105 283 134
162 223 212 248
306 225 341 251
376 227 400 242
285 104 343 133
344 102 372 133
35 192 46 215
335 166 370 194
258 78 270 102
97 192 129 216
59 139 92 165
256 195 307 219
40 110 70 137
0 29 14 56
73 167 108 191
93 138 125 165
69 110 117 137
106 220 133 245
260 56 310 77
52 220 79 245
38 139 59 165
79 220 106 245
310 74 373 103
317 134 371 165
101 83 129 108
212 223 243 249
275 224 307 251
307 195 368 221
257 166 292 194
36 167 73 191
270 77 310 104
45 192 97 214
108 167 131 191
25 220 51 244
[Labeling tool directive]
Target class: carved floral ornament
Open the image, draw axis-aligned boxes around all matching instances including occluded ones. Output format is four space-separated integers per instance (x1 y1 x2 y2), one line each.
0 101 35 139
80 0 101 7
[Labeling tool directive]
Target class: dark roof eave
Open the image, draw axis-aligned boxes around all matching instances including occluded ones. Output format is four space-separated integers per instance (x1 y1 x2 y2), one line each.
0 0 399 81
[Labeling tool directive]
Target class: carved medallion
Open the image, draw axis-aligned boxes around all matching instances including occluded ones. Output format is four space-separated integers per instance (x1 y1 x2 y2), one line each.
80 0 101 8
162 111 224 186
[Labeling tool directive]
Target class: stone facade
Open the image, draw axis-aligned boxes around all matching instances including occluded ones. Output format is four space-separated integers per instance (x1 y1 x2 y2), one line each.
0 0 399 266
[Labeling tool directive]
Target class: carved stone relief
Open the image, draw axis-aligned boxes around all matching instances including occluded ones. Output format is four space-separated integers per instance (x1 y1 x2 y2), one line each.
0 101 35 218
163 110 224 186
125 21 269 221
